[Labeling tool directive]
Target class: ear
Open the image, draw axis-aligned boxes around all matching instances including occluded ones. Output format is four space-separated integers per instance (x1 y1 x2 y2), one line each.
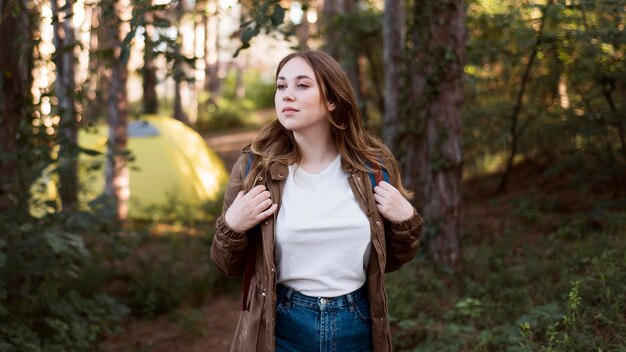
327 101 336 111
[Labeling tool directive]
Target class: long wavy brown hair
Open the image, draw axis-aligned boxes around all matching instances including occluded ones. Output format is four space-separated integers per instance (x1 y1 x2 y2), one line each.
244 50 412 198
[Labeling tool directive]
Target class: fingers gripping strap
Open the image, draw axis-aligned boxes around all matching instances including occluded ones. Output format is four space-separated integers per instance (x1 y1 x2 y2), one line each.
367 162 389 188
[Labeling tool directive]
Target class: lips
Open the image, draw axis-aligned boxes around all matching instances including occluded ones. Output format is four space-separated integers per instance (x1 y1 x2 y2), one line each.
282 107 299 112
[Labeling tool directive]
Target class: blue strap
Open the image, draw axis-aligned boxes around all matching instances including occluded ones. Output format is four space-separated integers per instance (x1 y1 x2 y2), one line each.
245 154 254 176
366 162 389 189
368 172 377 189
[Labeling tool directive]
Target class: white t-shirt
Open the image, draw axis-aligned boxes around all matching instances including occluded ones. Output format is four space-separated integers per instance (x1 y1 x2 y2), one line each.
275 154 372 297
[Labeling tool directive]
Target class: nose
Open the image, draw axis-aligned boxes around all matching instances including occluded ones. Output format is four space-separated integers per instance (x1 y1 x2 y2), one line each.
282 93 294 102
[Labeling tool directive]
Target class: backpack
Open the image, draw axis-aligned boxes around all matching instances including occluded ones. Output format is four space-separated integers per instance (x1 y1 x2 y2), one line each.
239 154 388 310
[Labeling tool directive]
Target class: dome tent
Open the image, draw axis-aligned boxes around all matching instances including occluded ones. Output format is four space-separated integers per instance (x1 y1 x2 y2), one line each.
74 116 228 220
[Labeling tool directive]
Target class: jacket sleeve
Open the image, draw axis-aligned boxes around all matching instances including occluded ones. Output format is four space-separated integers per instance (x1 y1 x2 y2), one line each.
210 153 250 277
384 209 424 273
380 158 424 273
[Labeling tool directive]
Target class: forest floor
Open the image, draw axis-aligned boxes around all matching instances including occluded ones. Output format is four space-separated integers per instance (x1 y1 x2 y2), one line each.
99 131 255 352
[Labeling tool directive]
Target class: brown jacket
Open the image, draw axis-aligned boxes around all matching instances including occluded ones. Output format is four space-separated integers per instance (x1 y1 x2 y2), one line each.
210 151 424 352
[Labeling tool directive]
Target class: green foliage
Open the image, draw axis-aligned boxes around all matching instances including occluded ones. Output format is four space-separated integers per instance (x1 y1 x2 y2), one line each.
0 204 128 351
387 199 626 351
234 0 288 57
195 97 251 132
220 67 276 110
93 224 234 318
195 68 276 133
135 192 223 226
464 0 626 182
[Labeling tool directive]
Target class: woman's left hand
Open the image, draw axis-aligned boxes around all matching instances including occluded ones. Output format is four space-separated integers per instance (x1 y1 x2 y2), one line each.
373 181 415 222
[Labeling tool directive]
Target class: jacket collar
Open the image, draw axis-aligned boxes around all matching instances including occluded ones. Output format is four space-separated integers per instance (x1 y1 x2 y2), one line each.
268 156 357 181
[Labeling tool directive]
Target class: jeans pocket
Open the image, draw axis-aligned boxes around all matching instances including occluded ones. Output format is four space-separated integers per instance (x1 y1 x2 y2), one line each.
275 297 288 314
353 301 371 323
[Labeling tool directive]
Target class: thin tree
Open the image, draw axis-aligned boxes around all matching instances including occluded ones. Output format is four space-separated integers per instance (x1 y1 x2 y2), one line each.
204 0 220 99
103 0 130 221
52 0 79 212
296 0 311 49
322 0 365 118
143 12 158 114
0 0 35 212
382 0 404 151
173 0 189 124
498 3 551 192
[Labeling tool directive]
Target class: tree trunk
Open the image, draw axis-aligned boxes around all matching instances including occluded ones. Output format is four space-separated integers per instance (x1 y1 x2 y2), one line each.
174 75 187 123
296 1 311 50
382 0 405 151
323 0 364 118
342 1 364 119
322 0 338 57
405 1 465 270
103 0 130 222
205 1 221 96
143 14 158 115
0 1 34 212
173 0 188 123
52 0 79 212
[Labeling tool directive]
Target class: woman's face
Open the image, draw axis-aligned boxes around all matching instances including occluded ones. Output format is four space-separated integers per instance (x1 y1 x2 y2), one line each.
275 57 335 134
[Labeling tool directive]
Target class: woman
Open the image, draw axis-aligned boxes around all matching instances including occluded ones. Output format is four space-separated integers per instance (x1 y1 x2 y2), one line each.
210 50 423 352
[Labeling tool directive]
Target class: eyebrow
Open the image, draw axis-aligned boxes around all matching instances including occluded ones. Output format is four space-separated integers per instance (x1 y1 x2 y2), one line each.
276 75 314 81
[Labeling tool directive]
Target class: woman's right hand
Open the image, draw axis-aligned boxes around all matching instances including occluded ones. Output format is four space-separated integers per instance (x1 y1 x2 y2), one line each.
224 185 278 233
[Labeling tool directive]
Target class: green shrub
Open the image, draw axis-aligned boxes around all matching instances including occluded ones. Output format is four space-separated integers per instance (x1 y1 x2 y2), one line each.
195 97 255 134
387 207 626 352
0 202 128 351
97 222 235 318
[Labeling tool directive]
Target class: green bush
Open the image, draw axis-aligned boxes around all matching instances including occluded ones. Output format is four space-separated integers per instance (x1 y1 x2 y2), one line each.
195 97 252 133
0 202 128 352
87 218 237 320
387 206 626 352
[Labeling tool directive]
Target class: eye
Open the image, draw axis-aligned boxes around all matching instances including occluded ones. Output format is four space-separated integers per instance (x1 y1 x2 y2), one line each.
276 84 286 90
297 84 309 88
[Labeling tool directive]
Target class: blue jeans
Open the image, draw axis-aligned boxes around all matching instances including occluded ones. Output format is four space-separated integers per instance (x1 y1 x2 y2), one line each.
275 284 373 352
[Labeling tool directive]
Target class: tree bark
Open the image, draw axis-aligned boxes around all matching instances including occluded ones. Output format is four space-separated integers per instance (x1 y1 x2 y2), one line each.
52 0 79 212
382 0 405 150
322 0 338 57
205 1 221 96
173 0 188 124
0 0 34 212
143 14 158 115
103 0 130 221
296 1 311 50
87 4 109 120
405 1 465 270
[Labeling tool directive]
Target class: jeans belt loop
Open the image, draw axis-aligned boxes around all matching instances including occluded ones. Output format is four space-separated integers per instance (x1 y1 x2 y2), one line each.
285 287 294 308
346 291 356 312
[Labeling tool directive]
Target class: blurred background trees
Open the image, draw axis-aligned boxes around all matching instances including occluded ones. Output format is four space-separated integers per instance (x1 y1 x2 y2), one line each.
1 0 625 350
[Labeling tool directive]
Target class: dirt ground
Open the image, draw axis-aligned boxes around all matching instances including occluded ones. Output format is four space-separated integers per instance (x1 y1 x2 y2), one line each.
99 131 257 352
100 295 240 352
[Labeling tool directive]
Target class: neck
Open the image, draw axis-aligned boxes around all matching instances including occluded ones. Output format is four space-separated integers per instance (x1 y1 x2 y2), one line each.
293 123 338 172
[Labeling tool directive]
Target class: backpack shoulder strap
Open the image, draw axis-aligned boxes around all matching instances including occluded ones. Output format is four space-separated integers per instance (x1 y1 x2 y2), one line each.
245 153 254 176
367 161 390 189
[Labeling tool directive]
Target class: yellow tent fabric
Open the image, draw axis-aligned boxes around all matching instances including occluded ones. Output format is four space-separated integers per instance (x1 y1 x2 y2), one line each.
46 116 228 220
